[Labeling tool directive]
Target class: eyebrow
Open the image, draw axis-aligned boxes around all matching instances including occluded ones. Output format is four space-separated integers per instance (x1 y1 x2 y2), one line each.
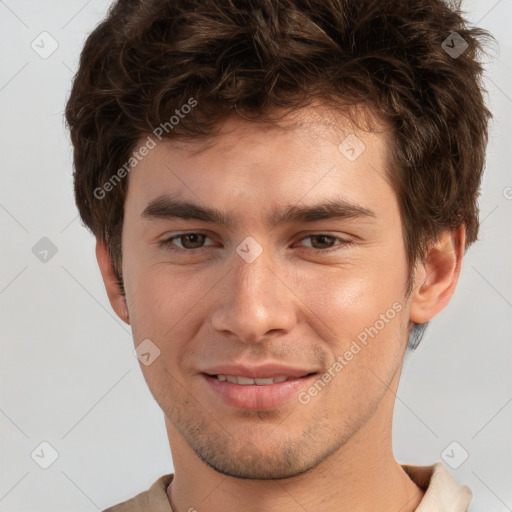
141 194 376 228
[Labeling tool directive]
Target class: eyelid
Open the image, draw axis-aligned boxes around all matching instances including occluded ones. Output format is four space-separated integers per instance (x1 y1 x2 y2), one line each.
160 231 216 250
160 231 353 253
295 233 353 250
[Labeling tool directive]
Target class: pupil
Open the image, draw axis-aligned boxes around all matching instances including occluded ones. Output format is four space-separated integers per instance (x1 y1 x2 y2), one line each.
314 235 332 248
184 234 203 248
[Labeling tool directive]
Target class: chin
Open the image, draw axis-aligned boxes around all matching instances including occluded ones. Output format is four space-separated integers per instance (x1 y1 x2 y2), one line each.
200 453 313 480
190 433 331 480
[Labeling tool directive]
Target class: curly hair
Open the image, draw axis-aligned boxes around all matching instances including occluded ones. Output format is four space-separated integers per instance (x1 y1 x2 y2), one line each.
65 0 492 310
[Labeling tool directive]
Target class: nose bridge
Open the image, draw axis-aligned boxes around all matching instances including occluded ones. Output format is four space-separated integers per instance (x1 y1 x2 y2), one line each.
210 239 296 343
233 243 275 306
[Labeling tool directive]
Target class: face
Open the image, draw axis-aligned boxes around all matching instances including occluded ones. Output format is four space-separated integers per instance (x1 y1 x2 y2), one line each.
119 106 413 479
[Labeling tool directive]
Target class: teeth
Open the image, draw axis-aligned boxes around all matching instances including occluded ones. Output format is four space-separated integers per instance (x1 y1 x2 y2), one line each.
237 376 255 385
255 378 274 385
215 375 289 385
267 376 288 383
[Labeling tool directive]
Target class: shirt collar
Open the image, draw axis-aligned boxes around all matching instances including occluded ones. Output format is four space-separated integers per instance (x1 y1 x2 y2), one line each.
401 462 472 511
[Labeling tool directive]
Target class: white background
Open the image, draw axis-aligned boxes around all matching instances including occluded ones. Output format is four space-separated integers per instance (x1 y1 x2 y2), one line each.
0 0 511 510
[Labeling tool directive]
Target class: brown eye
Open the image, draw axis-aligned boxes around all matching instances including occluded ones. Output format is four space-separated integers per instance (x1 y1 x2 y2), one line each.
297 234 352 253
178 233 207 249
161 232 213 252
309 234 337 249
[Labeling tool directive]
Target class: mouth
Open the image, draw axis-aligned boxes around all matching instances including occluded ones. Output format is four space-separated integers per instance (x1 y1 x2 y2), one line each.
201 371 319 410
207 373 316 385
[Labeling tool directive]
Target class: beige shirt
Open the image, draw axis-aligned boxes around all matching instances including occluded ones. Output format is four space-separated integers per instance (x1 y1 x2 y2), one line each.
103 462 472 512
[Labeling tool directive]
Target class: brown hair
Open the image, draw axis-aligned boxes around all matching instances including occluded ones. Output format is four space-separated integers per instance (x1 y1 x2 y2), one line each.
65 0 492 317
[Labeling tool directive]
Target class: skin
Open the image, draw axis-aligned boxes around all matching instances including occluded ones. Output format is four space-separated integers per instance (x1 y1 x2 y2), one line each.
97 105 464 512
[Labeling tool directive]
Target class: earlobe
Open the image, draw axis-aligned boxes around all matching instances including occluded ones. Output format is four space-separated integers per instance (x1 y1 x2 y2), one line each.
409 226 465 324
95 239 130 325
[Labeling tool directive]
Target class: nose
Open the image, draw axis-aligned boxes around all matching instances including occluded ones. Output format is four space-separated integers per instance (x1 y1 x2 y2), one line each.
210 246 297 344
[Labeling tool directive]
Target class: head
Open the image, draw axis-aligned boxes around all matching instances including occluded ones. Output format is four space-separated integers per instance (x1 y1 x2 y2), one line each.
66 0 491 479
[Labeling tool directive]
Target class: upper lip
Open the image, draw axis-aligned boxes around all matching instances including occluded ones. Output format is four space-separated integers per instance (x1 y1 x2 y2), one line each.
202 363 317 379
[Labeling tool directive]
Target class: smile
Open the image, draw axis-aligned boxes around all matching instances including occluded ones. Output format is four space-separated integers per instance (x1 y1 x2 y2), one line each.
202 372 318 410
214 374 290 385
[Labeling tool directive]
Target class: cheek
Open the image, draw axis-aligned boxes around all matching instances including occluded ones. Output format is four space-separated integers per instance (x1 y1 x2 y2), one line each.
124 263 210 343
302 267 409 409
292 245 410 377
296 253 407 331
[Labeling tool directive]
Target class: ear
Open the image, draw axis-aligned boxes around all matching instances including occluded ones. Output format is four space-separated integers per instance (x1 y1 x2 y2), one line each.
409 226 465 324
95 239 130 324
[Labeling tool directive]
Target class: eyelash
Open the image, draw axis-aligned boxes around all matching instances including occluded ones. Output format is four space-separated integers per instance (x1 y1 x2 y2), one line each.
160 232 352 254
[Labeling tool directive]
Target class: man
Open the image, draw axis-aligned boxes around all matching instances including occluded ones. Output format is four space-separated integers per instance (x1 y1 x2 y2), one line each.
65 0 492 510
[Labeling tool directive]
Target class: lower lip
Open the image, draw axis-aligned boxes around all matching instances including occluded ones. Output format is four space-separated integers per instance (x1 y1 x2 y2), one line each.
202 374 317 410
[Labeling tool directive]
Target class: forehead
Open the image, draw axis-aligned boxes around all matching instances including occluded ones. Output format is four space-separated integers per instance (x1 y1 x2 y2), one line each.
125 105 396 227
